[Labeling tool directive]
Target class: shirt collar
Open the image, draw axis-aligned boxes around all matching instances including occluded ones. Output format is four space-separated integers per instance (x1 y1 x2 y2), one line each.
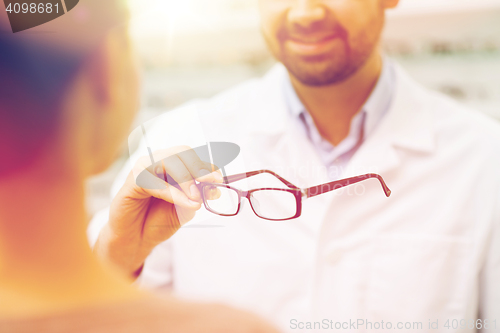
282 57 396 141
282 70 305 119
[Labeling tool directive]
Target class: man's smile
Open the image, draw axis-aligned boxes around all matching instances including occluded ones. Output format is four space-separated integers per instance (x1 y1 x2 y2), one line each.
284 33 343 56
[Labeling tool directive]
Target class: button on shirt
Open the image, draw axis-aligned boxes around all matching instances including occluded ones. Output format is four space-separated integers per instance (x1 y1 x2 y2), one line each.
282 59 396 180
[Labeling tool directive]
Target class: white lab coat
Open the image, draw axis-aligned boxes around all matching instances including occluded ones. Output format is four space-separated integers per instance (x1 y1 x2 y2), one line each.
89 63 500 332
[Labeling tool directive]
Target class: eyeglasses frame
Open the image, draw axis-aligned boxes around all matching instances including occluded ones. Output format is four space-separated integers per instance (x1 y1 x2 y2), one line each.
198 169 391 221
200 183 303 221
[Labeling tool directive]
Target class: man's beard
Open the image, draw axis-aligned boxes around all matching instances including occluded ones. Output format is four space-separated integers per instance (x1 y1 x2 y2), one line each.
264 28 375 87
280 39 358 86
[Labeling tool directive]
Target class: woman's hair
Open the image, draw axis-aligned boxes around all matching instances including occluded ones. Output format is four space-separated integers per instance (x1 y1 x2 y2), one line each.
0 0 128 176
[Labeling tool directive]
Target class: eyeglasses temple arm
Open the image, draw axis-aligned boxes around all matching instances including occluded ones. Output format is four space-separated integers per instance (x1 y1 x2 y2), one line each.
304 173 392 199
223 170 300 189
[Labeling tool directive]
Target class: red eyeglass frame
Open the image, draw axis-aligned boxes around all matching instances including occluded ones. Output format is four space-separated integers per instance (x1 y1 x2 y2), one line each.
198 169 391 221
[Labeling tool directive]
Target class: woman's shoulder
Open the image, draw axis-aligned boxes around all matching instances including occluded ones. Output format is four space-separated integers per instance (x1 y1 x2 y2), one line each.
0 295 278 333
0 296 184 333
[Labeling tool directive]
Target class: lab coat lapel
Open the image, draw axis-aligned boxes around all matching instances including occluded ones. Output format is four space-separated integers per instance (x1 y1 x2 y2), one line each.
242 63 328 187
342 63 436 178
311 66 439 313
279 124 334 234
241 64 331 235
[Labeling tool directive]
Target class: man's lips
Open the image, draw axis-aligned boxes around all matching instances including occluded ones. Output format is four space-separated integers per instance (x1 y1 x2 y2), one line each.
288 34 338 44
284 34 342 55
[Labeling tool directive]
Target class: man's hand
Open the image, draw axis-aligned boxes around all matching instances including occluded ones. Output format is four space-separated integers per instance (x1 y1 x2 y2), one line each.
94 146 223 278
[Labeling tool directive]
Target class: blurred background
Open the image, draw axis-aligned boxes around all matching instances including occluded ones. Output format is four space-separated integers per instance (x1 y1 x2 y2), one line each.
86 0 500 217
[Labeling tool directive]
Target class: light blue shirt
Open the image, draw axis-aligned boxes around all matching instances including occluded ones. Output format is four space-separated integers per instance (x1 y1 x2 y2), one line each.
283 59 396 180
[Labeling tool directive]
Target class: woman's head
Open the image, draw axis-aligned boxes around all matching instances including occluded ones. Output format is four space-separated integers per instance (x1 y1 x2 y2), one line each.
0 0 139 179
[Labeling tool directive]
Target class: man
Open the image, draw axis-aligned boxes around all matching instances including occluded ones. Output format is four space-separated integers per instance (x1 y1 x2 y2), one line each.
90 0 500 331
0 1 280 332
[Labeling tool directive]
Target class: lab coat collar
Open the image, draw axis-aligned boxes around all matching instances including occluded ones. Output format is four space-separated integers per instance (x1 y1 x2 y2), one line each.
244 64 291 138
379 62 435 154
241 64 330 188
363 57 396 139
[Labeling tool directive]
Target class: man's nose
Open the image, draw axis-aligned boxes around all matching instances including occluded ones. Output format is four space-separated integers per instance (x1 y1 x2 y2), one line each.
288 0 326 28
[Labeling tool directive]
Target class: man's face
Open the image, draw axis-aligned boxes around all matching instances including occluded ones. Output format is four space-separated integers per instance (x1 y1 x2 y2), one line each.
259 0 392 86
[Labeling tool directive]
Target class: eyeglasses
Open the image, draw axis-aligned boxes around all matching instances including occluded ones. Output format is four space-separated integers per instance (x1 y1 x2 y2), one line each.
198 170 391 221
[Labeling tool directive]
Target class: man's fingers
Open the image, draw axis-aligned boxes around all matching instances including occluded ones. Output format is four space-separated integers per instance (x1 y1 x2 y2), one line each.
155 147 223 184
197 162 224 183
125 164 201 209
132 146 225 204
176 149 213 178
162 155 200 201
175 149 223 184
202 184 222 200
147 181 201 209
